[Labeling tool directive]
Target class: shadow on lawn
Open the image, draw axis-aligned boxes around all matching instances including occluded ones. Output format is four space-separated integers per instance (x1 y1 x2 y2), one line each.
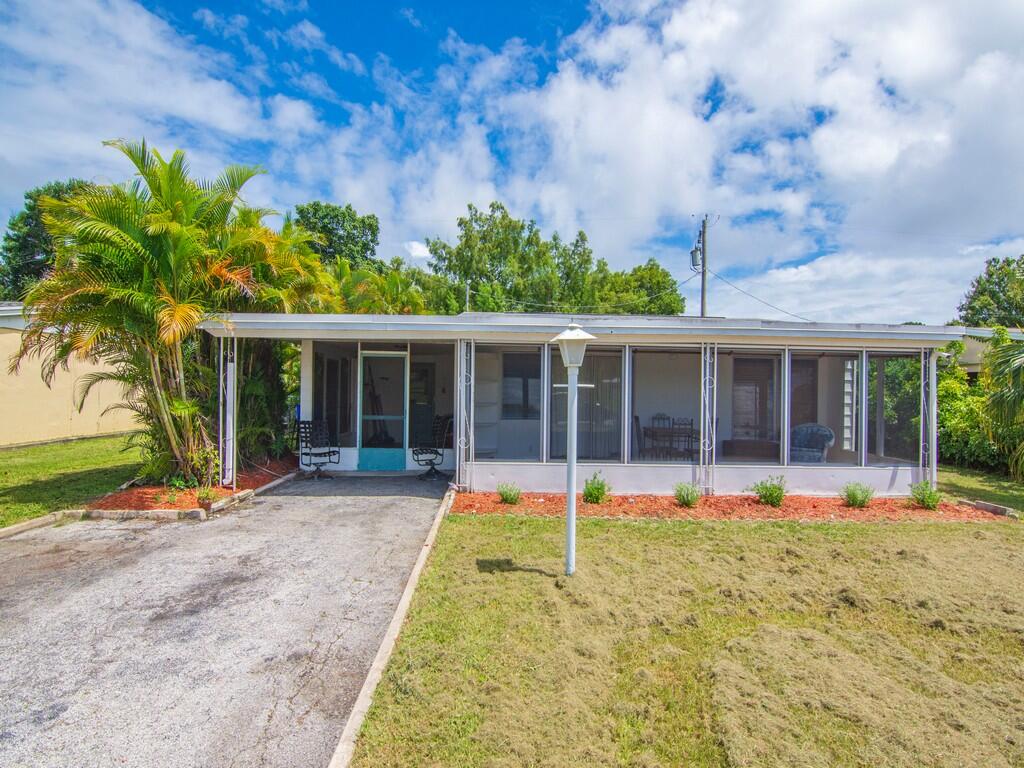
476 558 559 578
0 465 139 511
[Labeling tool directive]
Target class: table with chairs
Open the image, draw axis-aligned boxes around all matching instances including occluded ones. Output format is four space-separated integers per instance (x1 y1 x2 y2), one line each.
633 413 698 461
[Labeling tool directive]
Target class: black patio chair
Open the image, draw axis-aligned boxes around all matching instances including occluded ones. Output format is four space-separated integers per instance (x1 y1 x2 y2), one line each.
413 415 453 481
298 420 339 478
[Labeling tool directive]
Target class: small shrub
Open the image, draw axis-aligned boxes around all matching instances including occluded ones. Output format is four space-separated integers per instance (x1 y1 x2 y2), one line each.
496 482 521 505
674 482 701 508
169 474 197 491
582 473 610 504
910 481 941 510
165 490 178 504
841 482 874 508
748 476 786 507
196 486 216 505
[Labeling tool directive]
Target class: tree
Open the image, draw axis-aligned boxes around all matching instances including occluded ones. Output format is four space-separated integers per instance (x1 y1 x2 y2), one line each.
13 140 335 482
0 179 91 300
957 256 1024 327
334 257 425 314
985 328 1024 479
426 202 684 315
294 201 383 271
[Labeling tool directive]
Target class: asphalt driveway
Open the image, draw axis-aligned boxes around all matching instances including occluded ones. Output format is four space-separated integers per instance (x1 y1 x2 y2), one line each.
0 476 445 768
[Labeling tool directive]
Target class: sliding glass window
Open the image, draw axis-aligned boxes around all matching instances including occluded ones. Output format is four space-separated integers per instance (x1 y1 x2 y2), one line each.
409 343 455 450
867 353 921 465
716 349 782 464
630 348 700 463
473 345 542 461
550 347 623 462
788 351 860 465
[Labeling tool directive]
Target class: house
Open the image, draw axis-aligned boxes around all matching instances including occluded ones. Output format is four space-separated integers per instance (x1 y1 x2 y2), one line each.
0 302 135 448
200 311 967 496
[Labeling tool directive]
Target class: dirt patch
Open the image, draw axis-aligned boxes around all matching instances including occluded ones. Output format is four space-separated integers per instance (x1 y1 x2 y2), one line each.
87 457 297 511
712 625 1024 767
452 491 1005 522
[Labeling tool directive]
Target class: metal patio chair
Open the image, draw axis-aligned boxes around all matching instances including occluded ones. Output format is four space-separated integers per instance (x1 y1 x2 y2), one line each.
413 415 453 481
298 420 339 478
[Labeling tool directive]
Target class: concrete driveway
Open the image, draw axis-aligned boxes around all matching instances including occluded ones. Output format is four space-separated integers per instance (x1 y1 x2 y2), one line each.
0 476 445 768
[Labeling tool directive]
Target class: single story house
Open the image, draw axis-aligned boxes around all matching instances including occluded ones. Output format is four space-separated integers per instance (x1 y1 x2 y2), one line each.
200 311 975 496
0 302 135 448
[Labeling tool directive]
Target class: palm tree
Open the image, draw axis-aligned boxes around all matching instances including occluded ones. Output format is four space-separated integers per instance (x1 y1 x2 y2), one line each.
334 257 425 314
987 336 1024 479
12 140 334 481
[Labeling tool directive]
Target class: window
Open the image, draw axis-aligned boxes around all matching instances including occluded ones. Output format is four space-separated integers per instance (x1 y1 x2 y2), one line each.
789 351 860 465
501 353 541 419
550 347 623 462
717 350 782 463
630 348 700 463
867 353 921 465
473 345 542 460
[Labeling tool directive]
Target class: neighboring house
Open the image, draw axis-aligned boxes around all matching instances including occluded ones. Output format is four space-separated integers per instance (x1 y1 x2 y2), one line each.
0 302 135 448
201 312 975 496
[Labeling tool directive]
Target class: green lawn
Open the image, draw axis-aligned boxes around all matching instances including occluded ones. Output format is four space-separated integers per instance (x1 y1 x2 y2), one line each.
352 514 1024 768
0 435 141 528
938 464 1024 511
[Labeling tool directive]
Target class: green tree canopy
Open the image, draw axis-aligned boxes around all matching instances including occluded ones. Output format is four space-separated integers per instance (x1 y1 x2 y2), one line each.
957 256 1024 327
426 202 684 315
0 179 92 300
295 201 383 271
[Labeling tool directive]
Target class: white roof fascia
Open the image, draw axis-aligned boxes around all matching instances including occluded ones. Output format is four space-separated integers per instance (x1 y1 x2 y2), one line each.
198 311 975 346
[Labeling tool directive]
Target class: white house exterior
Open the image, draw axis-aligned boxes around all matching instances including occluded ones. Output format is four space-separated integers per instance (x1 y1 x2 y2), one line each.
200 311 965 496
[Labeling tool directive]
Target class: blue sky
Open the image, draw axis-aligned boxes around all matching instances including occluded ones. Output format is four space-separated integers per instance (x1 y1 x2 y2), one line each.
2 0 1024 323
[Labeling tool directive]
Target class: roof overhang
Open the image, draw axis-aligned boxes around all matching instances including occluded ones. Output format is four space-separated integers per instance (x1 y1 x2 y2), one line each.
198 311 979 348
0 303 28 331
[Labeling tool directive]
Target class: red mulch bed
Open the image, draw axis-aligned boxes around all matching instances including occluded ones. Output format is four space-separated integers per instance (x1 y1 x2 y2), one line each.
451 492 1007 523
87 457 299 511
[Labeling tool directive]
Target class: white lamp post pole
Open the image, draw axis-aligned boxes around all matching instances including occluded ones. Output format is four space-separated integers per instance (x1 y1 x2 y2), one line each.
551 323 596 576
565 362 579 575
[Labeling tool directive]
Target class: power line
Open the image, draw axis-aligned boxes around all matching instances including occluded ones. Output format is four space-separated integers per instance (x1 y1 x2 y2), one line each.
707 268 813 322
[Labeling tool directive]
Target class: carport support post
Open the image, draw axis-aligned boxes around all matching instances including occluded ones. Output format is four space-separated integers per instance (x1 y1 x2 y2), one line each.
929 349 938 488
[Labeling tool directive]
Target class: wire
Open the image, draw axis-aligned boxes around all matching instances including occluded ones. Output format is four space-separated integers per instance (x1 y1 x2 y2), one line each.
707 268 814 322
469 270 701 313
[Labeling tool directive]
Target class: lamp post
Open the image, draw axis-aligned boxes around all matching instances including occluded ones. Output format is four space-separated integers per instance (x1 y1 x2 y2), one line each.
551 323 596 576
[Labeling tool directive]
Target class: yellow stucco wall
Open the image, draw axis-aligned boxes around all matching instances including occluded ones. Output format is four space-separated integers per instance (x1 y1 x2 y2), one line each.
0 329 137 447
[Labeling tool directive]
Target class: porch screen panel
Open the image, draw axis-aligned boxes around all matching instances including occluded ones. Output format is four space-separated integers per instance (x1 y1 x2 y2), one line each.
788 351 860 465
473 345 542 460
630 348 700 463
549 347 623 462
716 350 782 464
312 341 356 446
409 343 455 450
867 353 921 465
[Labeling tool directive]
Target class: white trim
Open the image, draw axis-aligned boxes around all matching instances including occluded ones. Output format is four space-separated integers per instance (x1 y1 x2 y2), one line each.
200 311 973 345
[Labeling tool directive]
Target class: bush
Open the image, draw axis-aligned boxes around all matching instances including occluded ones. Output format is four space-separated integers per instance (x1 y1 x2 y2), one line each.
196 486 216 504
748 476 786 507
674 482 701 507
582 473 610 504
910 481 942 510
496 482 521 505
840 482 874 508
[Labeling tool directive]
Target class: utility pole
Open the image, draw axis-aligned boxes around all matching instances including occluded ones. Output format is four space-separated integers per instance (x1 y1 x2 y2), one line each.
465 282 470 312
700 214 708 318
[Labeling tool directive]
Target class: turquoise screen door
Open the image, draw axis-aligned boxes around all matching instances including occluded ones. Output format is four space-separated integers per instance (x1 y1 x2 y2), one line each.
358 352 407 470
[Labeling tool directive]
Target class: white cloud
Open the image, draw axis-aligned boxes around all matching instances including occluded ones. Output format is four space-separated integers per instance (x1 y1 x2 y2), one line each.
276 20 366 76
399 8 423 30
3 0 1024 324
259 0 308 14
403 240 431 259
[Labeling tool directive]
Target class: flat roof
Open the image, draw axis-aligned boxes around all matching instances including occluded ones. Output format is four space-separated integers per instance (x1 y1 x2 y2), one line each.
198 311 980 345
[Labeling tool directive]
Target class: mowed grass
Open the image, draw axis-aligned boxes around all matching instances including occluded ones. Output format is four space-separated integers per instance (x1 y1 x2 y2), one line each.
352 514 1024 768
938 463 1024 511
0 435 141 528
